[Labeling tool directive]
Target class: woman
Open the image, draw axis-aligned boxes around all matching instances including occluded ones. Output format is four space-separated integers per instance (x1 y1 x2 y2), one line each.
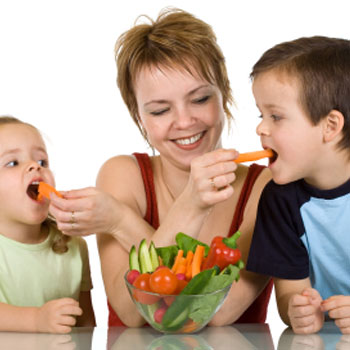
49 8 272 327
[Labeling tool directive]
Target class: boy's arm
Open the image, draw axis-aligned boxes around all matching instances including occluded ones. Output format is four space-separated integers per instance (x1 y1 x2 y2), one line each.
275 277 324 333
76 291 96 327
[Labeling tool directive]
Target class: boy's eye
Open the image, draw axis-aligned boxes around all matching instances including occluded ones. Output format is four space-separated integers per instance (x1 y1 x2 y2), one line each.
6 160 18 167
271 114 281 121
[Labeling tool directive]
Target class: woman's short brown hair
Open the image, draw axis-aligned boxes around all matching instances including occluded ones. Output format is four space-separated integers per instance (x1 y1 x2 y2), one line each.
115 8 233 140
251 36 350 151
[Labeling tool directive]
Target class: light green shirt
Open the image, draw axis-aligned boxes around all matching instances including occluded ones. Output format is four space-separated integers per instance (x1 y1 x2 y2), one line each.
0 225 92 307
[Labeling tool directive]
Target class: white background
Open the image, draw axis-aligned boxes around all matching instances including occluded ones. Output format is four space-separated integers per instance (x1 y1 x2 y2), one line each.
1 0 348 347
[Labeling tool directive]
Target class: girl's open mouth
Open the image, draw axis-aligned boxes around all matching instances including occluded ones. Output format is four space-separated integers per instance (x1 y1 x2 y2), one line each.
27 181 40 200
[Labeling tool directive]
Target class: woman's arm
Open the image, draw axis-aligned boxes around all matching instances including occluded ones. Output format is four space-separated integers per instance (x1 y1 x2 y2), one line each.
209 167 272 325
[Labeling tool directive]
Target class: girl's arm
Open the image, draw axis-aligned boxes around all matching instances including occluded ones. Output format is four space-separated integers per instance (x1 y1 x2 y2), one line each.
76 291 96 327
0 298 82 333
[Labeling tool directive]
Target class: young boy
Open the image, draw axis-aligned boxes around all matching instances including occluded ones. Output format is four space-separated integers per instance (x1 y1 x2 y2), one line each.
246 36 350 334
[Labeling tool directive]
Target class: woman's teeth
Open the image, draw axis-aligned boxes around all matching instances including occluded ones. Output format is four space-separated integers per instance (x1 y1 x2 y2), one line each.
175 132 203 145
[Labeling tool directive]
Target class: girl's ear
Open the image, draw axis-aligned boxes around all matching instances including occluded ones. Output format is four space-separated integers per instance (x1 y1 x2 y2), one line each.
323 110 344 143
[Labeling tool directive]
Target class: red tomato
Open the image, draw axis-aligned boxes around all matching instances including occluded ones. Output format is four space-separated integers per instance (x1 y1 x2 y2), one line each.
154 305 168 323
126 269 140 285
174 279 188 294
149 267 178 295
132 273 160 305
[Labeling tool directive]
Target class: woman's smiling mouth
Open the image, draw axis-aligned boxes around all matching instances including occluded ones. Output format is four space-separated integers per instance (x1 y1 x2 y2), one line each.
173 131 205 146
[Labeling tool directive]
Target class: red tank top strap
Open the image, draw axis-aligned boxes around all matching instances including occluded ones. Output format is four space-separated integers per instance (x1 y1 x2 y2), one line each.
133 153 160 229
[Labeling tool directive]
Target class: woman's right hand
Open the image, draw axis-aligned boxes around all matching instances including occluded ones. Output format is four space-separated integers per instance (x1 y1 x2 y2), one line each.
183 148 239 209
48 187 122 237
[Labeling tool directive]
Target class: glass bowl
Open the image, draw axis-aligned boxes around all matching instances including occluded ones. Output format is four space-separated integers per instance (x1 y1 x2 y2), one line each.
124 271 232 334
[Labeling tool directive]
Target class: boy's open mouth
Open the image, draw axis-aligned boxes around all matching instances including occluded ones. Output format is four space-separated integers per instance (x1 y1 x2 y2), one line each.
269 149 278 165
27 181 40 200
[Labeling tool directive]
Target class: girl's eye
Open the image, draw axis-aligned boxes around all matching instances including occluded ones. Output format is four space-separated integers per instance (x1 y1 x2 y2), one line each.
6 160 18 167
38 159 48 167
150 108 170 116
193 95 210 104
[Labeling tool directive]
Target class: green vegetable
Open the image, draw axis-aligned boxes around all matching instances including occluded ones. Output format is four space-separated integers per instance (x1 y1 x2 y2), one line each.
175 232 210 256
149 241 159 271
161 268 216 330
129 245 140 271
138 239 153 273
156 245 178 267
188 264 242 324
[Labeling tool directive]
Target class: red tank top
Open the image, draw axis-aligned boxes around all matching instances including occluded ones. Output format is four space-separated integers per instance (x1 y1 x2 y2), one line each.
107 153 273 326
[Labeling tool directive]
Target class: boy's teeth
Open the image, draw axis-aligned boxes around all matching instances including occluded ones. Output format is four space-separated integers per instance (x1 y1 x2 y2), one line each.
175 132 203 145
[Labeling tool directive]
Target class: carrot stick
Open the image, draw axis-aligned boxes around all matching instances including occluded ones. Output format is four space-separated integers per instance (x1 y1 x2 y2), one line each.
234 149 273 163
191 245 205 278
185 251 194 280
181 319 198 333
37 182 63 200
175 262 187 275
171 250 184 273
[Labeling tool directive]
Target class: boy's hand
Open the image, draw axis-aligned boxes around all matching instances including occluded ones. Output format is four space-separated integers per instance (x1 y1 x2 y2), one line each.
321 295 350 334
36 298 83 334
288 287 324 334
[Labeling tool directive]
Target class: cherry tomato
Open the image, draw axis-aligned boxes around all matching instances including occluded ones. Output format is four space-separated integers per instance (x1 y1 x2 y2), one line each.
133 273 160 305
126 269 140 285
149 267 178 295
154 305 168 323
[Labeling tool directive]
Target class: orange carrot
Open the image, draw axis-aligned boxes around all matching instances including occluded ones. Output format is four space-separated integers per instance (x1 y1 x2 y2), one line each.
234 149 273 163
171 249 184 273
180 319 198 333
37 182 63 200
185 251 194 281
191 245 205 278
175 261 187 275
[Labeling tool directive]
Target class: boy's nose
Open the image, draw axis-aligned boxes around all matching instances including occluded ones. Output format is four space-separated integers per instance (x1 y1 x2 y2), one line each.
256 119 269 136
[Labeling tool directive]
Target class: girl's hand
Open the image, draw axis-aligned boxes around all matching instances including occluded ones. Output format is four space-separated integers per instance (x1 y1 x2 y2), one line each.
36 298 82 334
322 295 350 334
49 187 121 236
183 148 238 209
288 288 324 334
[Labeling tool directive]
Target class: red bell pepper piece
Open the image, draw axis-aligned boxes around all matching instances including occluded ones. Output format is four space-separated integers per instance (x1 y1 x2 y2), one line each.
202 231 242 271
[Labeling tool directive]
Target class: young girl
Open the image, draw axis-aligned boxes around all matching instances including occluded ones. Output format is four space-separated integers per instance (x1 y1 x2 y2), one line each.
0 116 95 333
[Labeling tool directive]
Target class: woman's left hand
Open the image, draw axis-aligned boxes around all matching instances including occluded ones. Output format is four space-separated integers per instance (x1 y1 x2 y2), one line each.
48 187 121 236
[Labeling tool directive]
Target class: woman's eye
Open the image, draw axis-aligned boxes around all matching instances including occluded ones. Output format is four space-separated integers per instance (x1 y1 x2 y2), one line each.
150 108 169 116
6 160 18 167
38 159 48 167
193 95 210 104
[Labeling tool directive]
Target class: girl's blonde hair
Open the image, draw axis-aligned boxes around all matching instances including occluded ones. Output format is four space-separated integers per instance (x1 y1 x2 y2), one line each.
115 8 234 141
0 115 70 254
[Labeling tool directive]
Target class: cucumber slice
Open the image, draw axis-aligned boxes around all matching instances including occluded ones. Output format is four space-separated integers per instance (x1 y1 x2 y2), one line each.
138 239 153 273
129 245 140 271
149 241 160 271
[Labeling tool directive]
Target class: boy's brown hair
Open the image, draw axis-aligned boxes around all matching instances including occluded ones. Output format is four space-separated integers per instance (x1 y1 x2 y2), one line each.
115 8 233 141
250 36 350 151
0 116 70 254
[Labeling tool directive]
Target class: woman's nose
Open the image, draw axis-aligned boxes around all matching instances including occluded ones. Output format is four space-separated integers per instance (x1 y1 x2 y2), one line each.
174 107 196 129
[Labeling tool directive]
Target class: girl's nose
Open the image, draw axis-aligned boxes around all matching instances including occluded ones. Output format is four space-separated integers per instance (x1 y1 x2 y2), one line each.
27 161 41 172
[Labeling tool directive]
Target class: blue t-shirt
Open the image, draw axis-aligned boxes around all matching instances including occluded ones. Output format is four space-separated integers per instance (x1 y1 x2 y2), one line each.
246 179 350 300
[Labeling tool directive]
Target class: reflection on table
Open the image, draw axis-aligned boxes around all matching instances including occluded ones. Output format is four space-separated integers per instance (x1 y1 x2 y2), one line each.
277 322 350 350
107 323 275 350
0 327 93 350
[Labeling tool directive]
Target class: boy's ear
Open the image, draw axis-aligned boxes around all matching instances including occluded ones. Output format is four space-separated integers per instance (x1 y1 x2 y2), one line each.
322 110 344 143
